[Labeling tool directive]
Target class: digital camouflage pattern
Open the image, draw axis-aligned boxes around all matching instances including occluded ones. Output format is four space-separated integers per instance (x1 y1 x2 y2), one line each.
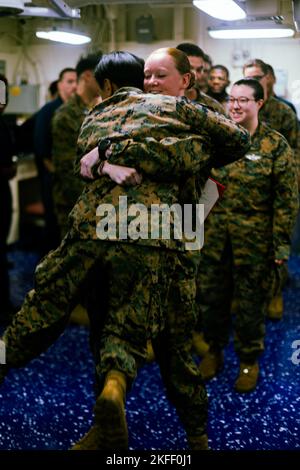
193 88 225 114
197 122 299 361
197 252 270 362
259 95 300 302
0 87 250 442
70 87 250 250
259 95 300 175
201 122 298 263
260 96 298 150
72 87 248 438
52 93 89 237
1 239 166 367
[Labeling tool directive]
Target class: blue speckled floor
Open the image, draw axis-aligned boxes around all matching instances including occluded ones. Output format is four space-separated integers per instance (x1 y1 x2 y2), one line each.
0 248 299 451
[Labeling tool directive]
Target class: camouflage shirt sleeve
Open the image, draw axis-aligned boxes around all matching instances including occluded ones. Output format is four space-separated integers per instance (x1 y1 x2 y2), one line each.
181 100 251 164
52 101 83 173
272 137 299 259
99 101 250 179
105 135 211 181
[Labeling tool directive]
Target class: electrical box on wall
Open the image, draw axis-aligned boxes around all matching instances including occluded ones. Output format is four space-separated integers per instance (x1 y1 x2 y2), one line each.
0 59 5 75
5 84 39 114
231 49 250 68
135 15 154 43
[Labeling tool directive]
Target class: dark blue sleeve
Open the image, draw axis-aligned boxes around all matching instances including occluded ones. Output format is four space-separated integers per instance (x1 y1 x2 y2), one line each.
33 97 62 162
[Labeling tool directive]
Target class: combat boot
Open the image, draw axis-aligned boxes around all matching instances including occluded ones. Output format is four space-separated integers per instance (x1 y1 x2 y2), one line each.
267 294 283 320
199 349 223 380
146 339 155 363
234 362 259 393
72 370 128 450
192 331 209 357
187 433 209 450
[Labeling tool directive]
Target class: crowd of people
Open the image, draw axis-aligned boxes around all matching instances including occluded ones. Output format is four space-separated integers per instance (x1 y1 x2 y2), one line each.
0 40 299 451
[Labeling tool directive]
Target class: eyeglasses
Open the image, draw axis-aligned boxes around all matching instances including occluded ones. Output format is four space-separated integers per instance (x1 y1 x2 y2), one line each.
246 74 265 81
228 97 256 105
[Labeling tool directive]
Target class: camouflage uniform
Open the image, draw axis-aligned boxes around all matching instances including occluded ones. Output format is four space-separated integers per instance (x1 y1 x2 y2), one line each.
52 94 89 237
74 88 248 437
1 88 250 439
260 96 298 154
259 96 300 303
197 122 298 362
194 88 225 114
190 89 226 192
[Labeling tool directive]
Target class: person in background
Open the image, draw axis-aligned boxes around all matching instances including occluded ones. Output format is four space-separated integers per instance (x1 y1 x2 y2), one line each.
197 79 298 392
0 74 17 325
201 54 212 93
207 65 230 111
52 53 101 239
34 67 77 252
176 43 224 113
48 80 58 100
243 58 300 321
264 63 297 114
175 44 224 357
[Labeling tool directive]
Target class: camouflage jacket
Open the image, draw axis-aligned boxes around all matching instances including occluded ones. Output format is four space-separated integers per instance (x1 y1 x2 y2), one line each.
194 89 225 115
202 122 299 263
68 87 250 251
52 94 89 217
260 95 300 174
260 96 298 149
191 89 226 190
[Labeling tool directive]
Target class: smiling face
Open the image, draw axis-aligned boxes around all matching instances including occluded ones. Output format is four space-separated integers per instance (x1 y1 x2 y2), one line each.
208 67 229 94
144 50 190 97
229 84 263 129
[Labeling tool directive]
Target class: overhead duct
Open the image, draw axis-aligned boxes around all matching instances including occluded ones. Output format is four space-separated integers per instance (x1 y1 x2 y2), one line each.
293 0 300 31
0 0 24 17
0 0 81 18
65 0 192 5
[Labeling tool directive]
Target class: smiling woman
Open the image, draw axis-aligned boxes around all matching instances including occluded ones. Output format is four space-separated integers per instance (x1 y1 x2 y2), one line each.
197 77 299 393
144 47 193 97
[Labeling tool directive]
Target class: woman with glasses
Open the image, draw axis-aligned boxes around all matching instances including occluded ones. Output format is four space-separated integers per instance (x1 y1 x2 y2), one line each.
243 59 299 321
196 78 298 393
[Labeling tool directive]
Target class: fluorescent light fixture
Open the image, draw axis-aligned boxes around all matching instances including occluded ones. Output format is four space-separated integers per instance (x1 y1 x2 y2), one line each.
0 0 24 16
208 27 295 39
193 0 246 21
21 7 64 18
36 30 91 45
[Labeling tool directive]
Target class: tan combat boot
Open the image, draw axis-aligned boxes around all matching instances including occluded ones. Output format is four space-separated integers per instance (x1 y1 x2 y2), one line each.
71 370 128 450
192 331 209 357
234 362 259 393
69 304 90 326
199 349 223 380
267 294 283 320
187 434 209 450
146 339 155 363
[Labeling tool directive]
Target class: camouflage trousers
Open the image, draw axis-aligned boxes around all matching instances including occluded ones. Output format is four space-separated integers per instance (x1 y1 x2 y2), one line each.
2 238 165 367
1 237 207 438
153 249 207 437
91 249 207 438
196 242 272 363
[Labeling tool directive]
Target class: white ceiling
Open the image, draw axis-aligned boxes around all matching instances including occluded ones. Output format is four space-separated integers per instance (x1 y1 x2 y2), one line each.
0 1 297 38
23 1 295 25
